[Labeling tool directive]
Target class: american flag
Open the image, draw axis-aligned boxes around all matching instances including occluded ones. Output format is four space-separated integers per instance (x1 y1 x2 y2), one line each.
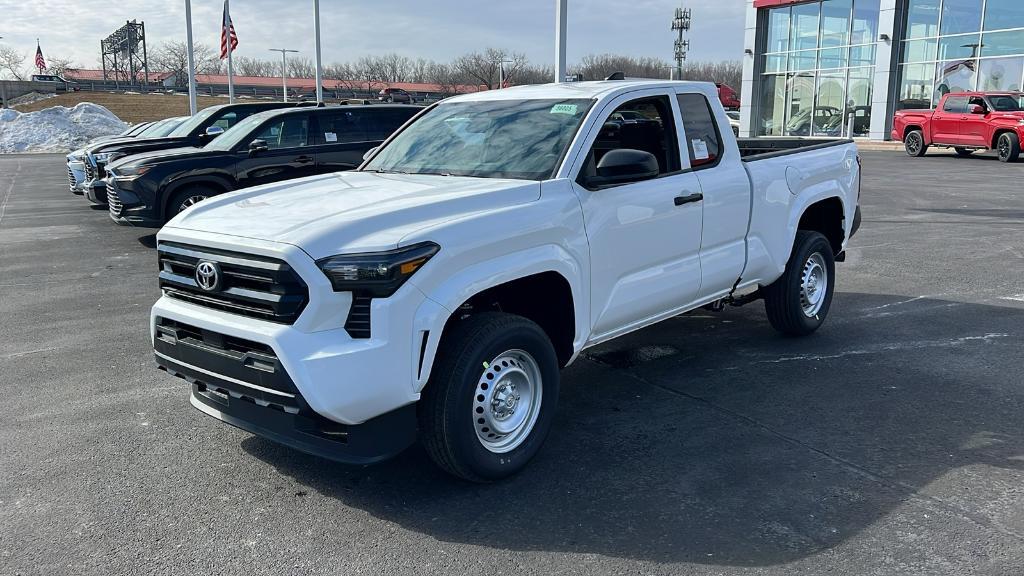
220 0 238 60
34 43 46 71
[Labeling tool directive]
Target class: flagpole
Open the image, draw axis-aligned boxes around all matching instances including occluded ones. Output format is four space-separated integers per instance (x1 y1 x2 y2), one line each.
226 0 235 103
185 0 198 115
313 0 323 103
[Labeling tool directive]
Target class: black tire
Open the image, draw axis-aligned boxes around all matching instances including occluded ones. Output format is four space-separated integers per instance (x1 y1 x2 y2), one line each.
904 130 928 157
997 132 1020 163
166 186 216 222
762 231 836 336
954 147 974 157
419 312 560 482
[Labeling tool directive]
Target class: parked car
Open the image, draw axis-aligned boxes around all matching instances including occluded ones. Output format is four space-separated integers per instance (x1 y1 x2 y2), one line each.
786 106 842 137
81 102 311 204
104 105 420 226
150 80 860 481
717 83 740 110
66 118 186 195
31 74 79 91
726 110 741 136
378 88 412 103
892 91 1024 162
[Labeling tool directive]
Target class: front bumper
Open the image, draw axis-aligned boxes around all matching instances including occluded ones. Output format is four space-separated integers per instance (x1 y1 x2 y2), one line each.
83 179 107 204
105 177 162 227
149 230 449 461
67 161 86 194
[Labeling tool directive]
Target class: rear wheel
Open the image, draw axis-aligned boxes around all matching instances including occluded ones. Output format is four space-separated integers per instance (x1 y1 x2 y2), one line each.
997 132 1020 163
167 186 216 222
763 231 836 336
954 147 974 157
904 130 928 157
419 312 560 482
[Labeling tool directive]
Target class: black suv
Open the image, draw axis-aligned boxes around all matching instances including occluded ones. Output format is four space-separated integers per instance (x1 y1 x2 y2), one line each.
83 101 310 204
103 104 420 227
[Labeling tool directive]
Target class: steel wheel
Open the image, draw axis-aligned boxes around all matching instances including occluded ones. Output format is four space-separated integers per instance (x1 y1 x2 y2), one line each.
473 349 543 454
178 194 207 213
800 252 828 317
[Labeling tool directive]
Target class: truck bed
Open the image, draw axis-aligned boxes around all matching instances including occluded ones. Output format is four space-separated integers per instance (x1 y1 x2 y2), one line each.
738 138 854 161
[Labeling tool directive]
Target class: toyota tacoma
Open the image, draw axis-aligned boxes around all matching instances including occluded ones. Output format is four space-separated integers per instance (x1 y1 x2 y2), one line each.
151 80 861 481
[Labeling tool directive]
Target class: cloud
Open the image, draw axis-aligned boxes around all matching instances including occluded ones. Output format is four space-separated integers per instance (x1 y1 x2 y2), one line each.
1 0 745 68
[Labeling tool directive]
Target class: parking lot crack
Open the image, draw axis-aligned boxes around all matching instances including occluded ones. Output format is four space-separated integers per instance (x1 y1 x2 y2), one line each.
0 159 21 229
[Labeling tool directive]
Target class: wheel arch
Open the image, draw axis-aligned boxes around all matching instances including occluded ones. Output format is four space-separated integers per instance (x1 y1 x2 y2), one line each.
991 128 1018 149
161 176 233 221
796 196 846 256
903 124 924 141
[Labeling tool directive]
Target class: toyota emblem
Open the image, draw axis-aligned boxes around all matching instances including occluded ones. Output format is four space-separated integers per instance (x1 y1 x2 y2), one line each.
194 261 222 292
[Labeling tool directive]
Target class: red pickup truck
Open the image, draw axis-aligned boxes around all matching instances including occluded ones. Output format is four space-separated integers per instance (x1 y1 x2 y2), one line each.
892 92 1024 162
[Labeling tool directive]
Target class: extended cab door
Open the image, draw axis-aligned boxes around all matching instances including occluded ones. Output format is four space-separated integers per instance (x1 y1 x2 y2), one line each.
313 108 418 173
675 92 752 301
572 91 704 340
234 113 317 188
932 95 967 144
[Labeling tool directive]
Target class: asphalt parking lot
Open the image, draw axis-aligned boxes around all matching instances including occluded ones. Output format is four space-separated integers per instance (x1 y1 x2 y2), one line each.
1 150 1022 575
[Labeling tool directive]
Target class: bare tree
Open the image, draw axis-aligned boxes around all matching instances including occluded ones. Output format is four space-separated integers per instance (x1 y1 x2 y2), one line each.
454 48 528 89
573 54 673 81
286 56 314 79
45 56 79 78
152 41 220 86
678 60 743 89
235 55 275 77
0 45 28 80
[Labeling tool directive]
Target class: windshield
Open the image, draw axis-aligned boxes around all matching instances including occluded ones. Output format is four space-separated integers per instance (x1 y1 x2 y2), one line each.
168 106 221 138
149 117 186 137
989 95 1024 111
364 98 593 180
204 111 275 151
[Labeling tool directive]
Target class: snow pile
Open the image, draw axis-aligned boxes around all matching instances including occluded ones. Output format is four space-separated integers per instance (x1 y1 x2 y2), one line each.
0 103 128 153
9 91 58 106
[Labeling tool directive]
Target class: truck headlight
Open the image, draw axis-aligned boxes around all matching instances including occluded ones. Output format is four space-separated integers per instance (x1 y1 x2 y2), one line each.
316 242 439 297
112 164 153 179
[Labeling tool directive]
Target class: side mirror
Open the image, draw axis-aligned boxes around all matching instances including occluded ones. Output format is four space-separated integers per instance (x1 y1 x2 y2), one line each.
584 149 660 188
202 125 226 140
362 146 378 161
249 139 269 156
969 104 987 115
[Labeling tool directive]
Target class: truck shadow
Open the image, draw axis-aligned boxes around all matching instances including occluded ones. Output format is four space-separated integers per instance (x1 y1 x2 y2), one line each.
241 292 1024 566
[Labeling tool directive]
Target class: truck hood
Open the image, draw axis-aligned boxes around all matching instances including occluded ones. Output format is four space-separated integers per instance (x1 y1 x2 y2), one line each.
164 171 541 259
92 136 188 155
108 146 208 169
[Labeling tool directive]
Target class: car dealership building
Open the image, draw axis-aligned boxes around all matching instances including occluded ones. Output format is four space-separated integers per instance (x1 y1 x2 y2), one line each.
739 0 1024 140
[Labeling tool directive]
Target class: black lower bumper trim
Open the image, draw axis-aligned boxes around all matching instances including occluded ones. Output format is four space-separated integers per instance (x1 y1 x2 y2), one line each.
851 205 862 238
156 354 417 465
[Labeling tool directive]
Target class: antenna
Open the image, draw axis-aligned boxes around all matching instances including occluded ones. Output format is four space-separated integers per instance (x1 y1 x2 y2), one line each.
671 6 692 80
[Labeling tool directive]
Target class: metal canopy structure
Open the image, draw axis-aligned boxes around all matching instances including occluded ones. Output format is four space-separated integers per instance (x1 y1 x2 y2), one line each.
101 20 149 88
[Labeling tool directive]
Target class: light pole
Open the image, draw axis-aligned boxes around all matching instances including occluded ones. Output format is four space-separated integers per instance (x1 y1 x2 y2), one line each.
269 48 299 102
496 59 513 89
313 0 323 103
184 0 197 115
555 0 567 82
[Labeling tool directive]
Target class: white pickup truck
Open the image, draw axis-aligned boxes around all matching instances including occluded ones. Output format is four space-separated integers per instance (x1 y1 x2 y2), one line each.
151 80 861 481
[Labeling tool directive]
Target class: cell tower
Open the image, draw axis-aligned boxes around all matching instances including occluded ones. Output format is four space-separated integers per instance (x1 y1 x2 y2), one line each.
101 20 149 88
672 6 692 80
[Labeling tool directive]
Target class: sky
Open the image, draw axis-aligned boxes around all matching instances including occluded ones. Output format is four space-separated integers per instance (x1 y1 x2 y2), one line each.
0 0 746 70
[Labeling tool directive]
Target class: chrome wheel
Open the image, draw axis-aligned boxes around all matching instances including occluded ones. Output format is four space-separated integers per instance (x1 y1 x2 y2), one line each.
178 194 207 213
473 349 543 454
800 252 828 317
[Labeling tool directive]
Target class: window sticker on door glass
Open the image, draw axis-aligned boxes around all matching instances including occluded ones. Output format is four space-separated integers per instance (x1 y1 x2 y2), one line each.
550 103 578 115
324 132 338 142
691 139 710 160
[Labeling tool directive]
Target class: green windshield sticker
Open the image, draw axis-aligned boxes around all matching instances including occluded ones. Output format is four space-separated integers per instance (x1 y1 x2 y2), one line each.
550 104 578 115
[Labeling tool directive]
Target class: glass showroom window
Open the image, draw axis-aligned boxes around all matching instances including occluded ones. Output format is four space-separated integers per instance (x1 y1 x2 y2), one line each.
757 0 878 137
898 0 1024 109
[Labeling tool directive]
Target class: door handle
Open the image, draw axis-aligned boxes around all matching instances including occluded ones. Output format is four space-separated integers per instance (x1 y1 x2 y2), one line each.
295 155 314 164
674 193 704 206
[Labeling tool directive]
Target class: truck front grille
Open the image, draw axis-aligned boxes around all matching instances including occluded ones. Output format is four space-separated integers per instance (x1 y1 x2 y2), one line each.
158 241 309 324
84 161 96 182
67 167 77 190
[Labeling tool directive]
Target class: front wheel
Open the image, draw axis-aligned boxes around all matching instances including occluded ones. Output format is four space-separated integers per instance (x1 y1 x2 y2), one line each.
904 130 928 157
166 186 215 222
762 231 836 336
997 132 1020 163
419 312 560 482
